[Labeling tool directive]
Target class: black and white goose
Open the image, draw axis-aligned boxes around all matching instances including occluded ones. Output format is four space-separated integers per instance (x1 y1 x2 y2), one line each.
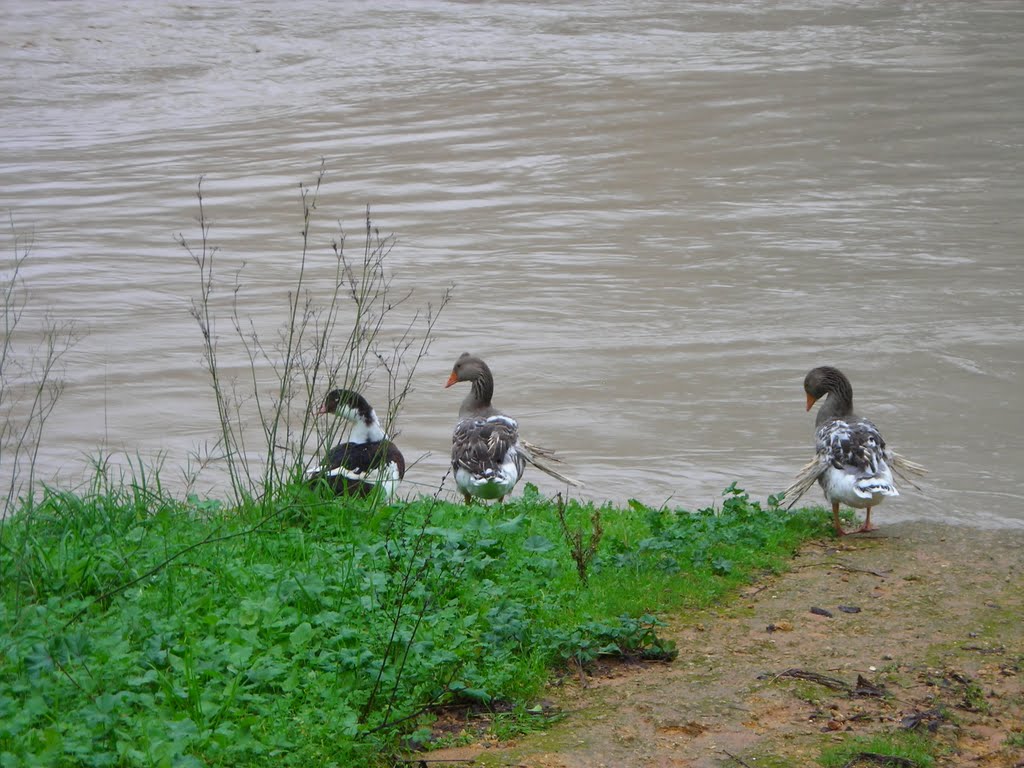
444 353 582 505
784 366 925 536
307 389 406 499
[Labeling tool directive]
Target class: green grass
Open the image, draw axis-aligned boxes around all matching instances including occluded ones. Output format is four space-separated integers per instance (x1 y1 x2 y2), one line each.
0 477 830 767
818 732 938 767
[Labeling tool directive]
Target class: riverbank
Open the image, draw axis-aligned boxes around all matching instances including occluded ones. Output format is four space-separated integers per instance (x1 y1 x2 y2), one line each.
0 483 834 766
442 522 1024 767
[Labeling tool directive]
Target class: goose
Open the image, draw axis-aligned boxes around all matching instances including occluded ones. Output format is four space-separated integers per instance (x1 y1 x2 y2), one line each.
307 388 406 499
445 353 527 504
784 366 925 536
444 353 582 505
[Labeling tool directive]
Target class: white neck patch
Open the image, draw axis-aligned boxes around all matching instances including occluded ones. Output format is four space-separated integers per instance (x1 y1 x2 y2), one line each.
349 409 386 443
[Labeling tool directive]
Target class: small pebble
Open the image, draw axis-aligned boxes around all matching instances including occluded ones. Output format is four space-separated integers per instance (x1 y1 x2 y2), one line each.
838 605 861 614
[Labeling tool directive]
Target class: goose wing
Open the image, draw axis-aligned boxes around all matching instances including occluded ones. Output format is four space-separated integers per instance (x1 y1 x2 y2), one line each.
785 418 886 508
325 440 404 478
451 415 524 478
818 418 888 476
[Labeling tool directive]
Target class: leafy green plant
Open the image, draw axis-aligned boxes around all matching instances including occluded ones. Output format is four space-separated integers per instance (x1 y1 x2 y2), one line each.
0 477 829 766
545 614 678 666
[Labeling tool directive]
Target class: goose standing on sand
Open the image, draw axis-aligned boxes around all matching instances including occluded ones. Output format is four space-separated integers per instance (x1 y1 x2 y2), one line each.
784 366 925 536
444 353 582 505
307 388 406 499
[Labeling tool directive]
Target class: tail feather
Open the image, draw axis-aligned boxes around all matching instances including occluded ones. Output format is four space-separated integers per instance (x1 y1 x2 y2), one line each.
855 479 898 498
888 451 927 491
520 439 584 488
782 456 825 510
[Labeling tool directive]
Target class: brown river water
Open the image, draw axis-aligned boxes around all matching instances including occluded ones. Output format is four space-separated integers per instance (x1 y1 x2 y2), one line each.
2 1 1022 527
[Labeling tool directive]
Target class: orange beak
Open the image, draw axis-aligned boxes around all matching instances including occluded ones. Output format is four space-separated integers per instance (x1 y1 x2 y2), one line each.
445 370 459 388
805 393 817 412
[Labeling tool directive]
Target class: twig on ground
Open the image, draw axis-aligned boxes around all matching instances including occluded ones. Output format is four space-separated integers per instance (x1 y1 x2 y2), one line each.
572 657 589 689
832 562 891 578
900 707 944 731
721 750 757 768
760 668 852 692
960 643 1005 654
795 561 890 579
853 674 887 698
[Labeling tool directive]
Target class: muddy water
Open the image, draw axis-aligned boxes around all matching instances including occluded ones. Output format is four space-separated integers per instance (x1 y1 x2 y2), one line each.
2 1 1021 526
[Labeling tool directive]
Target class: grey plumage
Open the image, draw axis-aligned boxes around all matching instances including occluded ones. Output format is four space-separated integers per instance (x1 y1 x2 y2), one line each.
784 366 925 534
445 353 581 503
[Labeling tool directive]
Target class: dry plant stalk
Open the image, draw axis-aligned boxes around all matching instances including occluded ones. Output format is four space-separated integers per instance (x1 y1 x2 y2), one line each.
1 219 80 522
177 164 450 505
555 492 604 586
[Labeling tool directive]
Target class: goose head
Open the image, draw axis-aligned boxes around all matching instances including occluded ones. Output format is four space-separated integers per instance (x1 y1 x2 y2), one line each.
803 366 855 423
446 353 499 418
316 389 374 422
445 353 492 388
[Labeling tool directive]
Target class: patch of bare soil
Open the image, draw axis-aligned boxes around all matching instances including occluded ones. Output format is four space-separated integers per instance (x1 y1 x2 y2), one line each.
424 522 1024 768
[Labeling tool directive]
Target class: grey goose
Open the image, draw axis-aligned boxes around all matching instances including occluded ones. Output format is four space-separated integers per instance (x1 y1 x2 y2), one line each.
785 366 924 535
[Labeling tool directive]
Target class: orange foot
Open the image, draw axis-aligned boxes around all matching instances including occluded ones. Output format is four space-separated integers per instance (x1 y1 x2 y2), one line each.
854 507 877 534
831 503 851 536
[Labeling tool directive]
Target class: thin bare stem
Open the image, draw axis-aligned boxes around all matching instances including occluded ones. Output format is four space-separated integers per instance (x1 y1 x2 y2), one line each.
179 168 450 510
1 217 81 526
